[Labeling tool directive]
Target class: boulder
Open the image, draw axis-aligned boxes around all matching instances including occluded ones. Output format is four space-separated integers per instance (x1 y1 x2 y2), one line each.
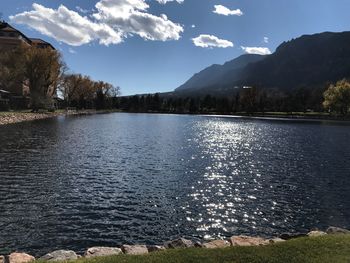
326 226 350 235
229 236 269 246
40 250 78 261
146 245 166 253
0 256 4 263
164 238 194 249
202 240 231 249
307 231 327 237
279 233 307 240
8 253 35 263
121 245 148 255
193 241 203 248
268 238 286 244
84 247 123 258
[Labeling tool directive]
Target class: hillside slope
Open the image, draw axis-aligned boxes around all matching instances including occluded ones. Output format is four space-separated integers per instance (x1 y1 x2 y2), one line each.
176 54 264 92
175 31 350 95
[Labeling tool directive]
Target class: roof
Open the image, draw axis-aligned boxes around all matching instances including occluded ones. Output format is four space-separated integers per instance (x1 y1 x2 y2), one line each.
0 22 55 49
0 22 32 44
30 38 47 44
0 22 17 32
29 38 55 50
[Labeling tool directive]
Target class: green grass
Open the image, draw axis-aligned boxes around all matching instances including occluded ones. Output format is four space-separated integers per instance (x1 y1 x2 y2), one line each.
41 235 350 263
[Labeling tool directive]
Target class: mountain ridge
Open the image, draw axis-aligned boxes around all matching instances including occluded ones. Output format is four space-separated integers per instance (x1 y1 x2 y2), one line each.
175 31 350 95
176 54 265 92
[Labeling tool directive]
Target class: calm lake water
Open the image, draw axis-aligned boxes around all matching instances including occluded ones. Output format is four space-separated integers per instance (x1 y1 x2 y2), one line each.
0 113 350 256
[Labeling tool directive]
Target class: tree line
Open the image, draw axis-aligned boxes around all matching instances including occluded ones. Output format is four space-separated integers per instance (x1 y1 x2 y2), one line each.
59 74 120 110
0 44 120 111
116 81 350 116
1 44 349 116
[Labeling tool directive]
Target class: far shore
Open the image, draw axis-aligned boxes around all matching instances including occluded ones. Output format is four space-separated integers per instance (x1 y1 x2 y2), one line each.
119 110 350 122
0 110 349 126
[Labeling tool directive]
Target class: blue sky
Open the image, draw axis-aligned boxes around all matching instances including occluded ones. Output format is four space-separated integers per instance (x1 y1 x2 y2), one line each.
2 0 350 95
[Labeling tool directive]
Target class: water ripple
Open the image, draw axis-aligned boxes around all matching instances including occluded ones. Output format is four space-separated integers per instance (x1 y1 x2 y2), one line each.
0 114 350 256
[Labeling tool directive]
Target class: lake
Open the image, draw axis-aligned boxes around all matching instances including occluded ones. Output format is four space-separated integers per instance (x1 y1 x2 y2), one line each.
0 113 350 256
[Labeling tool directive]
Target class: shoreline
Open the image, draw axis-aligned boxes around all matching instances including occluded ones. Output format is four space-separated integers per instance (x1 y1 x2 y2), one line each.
0 227 348 262
112 111 350 123
0 110 120 126
0 110 349 127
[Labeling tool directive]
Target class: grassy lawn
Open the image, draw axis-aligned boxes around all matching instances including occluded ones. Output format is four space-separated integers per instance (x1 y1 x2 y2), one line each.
46 235 350 263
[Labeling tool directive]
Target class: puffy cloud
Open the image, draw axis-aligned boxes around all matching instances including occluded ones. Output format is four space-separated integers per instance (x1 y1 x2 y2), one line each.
213 5 243 16
241 46 272 55
10 0 184 46
192 34 234 48
263 37 269 43
155 0 184 4
94 0 184 41
76 6 89 14
10 3 122 46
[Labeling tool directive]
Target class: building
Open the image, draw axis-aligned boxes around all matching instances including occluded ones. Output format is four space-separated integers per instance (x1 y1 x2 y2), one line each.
0 89 10 110
0 21 56 109
0 22 31 50
0 22 55 50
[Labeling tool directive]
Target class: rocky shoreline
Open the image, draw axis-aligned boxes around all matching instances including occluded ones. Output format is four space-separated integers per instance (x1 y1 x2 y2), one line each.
1 226 349 263
0 110 114 126
1 111 349 127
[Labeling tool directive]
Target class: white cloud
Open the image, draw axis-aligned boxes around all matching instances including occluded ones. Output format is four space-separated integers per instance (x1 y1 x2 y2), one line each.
263 37 269 43
10 3 122 46
191 24 196 28
192 34 233 48
94 0 184 41
155 0 184 4
10 0 184 46
241 46 272 55
213 5 243 16
68 47 77 54
76 6 89 14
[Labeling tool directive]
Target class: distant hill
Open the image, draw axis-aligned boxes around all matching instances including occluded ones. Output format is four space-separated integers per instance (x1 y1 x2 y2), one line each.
176 54 264 92
175 31 350 95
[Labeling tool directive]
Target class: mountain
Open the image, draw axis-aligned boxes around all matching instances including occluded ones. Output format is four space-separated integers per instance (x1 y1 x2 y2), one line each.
175 31 350 95
176 54 265 92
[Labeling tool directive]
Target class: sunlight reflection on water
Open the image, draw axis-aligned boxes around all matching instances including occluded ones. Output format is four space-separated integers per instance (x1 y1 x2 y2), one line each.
0 114 350 255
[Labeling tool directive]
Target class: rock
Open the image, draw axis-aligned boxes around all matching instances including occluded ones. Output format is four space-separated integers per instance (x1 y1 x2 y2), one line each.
193 241 203 248
307 231 327 237
84 247 123 258
40 250 78 261
8 253 35 263
164 238 194 249
202 240 231 249
268 238 286 244
146 245 166 253
0 256 5 263
326 226 350 235
279 233 307 240
229 236 269 246
121 245 148 255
